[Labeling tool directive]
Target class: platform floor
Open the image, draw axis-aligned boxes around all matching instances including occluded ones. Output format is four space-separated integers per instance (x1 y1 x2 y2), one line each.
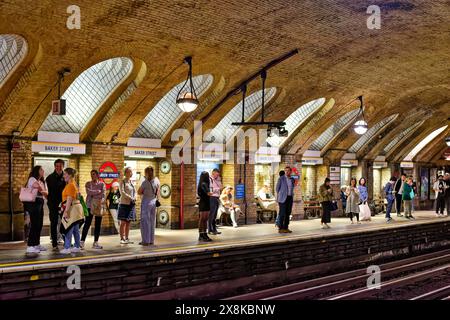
0 210 448 271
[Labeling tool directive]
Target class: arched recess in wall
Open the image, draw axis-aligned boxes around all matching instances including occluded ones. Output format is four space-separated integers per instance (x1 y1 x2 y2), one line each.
0 34 43 117
133 74 215 141
266 97 326 148
308 108 360 156
204 87 278 144
403 125 448 162
348 113 399 157
39 57 139 139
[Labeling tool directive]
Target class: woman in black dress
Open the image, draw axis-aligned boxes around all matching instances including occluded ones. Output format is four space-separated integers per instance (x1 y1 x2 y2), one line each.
198 171 213 242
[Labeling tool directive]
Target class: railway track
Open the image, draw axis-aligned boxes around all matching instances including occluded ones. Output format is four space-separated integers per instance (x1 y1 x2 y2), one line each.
224 249 450 300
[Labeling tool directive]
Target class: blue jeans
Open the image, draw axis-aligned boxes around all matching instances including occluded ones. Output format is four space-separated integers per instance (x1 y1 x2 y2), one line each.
385 199 394 219
64 223 80 249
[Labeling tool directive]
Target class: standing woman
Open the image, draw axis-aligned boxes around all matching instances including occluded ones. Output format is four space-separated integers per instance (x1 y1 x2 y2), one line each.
346 178 361 224
358 177 371 221
24 165 48 254
118 167 136 244
106 181 121 233
197 171 212 242
318 178 333 229
138 167 160 246
60 168 84 254
81 170 106 249
402 177 415 219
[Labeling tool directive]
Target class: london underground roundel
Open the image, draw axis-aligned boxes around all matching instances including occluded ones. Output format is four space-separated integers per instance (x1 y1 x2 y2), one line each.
99 161 120 190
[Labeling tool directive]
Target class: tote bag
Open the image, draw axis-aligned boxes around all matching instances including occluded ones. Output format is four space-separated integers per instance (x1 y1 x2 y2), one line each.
61 200 84 230
359 202 371 221
91 198 104 217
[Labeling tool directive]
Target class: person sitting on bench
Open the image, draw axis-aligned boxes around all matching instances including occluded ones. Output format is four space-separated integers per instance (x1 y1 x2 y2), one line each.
217 186 242 228
257 184 277 212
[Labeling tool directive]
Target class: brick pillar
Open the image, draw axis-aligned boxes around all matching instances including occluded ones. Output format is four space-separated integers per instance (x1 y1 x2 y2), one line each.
0 138 32 241
233 162 257 224
79 144 124 235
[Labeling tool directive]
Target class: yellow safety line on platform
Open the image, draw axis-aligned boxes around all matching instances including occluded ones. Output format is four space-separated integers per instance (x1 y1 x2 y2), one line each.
0 218 442 270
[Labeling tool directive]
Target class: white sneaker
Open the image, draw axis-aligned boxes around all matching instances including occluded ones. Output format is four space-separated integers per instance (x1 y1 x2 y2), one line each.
233 224 238 228
60 248 71 255
35 245 47 252
436 213 441 217
26 246 40 254
125 239 134 244
92 242 103 249
120 239 127 244
70 247 81 253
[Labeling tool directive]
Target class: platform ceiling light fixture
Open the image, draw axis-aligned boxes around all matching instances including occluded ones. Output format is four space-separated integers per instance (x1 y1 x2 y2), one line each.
176 56 199 113
353 95 368 135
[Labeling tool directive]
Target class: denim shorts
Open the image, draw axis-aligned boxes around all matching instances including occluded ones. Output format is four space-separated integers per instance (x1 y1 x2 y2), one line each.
118 204 135 221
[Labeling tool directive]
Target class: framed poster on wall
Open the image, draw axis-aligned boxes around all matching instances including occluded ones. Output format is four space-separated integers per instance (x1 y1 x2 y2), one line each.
420 167 429 201
430 168 437 199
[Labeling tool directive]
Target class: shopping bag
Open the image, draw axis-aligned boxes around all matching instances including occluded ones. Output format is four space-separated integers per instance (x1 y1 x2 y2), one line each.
61 200 84 230
359 203 371 221
78 194 90 217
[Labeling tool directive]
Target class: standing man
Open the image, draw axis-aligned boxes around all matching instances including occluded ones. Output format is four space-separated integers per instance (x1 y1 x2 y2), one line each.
384 177 397 222
433 175 446 217
394 173 406 217
208 168 222 235
45 159 66 250
444 173 450 217
276 166 295 233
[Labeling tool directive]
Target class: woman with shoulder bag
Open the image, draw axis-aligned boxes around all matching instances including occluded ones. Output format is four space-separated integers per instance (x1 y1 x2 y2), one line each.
358 177 371 221
81 170 106 250
118 167 136 244
60 168 85 254
23 165 48 254
138 166 160 246
346 178 361 224
318 178 333 229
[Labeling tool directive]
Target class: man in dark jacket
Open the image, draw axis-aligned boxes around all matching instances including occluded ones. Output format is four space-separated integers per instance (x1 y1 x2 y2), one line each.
393 173 406 217
45 159 66 249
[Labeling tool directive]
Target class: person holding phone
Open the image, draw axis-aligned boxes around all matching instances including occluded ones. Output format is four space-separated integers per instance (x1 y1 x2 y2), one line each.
346 178 360 224
197 171 213 242
118 167 136 244
24 165 48 254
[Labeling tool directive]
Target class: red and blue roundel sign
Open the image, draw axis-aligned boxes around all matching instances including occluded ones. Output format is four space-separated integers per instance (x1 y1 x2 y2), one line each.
99 161 120 190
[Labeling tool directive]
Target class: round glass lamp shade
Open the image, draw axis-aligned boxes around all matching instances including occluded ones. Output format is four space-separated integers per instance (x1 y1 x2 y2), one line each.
176 92 199 112
354 120 368 135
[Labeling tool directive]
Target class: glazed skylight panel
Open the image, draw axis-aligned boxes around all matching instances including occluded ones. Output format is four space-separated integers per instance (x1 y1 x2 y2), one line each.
40 57 133 133
0 34 27 85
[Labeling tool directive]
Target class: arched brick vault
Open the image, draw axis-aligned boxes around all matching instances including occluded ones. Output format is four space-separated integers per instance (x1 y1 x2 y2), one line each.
0 0 449 164
414 127 450 163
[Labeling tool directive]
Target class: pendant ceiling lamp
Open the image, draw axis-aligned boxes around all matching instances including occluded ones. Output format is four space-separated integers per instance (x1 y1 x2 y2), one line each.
176 56 199 112
353 95 368 135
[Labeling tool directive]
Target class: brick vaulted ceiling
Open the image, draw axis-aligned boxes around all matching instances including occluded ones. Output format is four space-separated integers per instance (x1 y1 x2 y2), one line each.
0 0 449 162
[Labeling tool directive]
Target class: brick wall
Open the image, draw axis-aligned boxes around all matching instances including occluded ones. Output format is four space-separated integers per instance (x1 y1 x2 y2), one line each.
0 138 33 241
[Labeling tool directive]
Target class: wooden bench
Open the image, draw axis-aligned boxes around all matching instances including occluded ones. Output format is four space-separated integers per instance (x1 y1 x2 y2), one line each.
303 200 322 219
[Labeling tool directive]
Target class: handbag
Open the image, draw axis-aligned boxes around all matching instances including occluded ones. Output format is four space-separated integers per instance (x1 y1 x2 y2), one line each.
19 187 37 203
91 198 104 217
331 201 338 211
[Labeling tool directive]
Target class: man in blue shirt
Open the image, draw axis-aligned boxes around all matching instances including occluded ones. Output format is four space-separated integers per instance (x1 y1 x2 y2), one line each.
276 166 296 233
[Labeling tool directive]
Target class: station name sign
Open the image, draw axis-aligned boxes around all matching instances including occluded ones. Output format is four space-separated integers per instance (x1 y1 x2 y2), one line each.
32 141 86 154
400 161 414 168
124 147 166 158
341 159 358 167
301 157 323 165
